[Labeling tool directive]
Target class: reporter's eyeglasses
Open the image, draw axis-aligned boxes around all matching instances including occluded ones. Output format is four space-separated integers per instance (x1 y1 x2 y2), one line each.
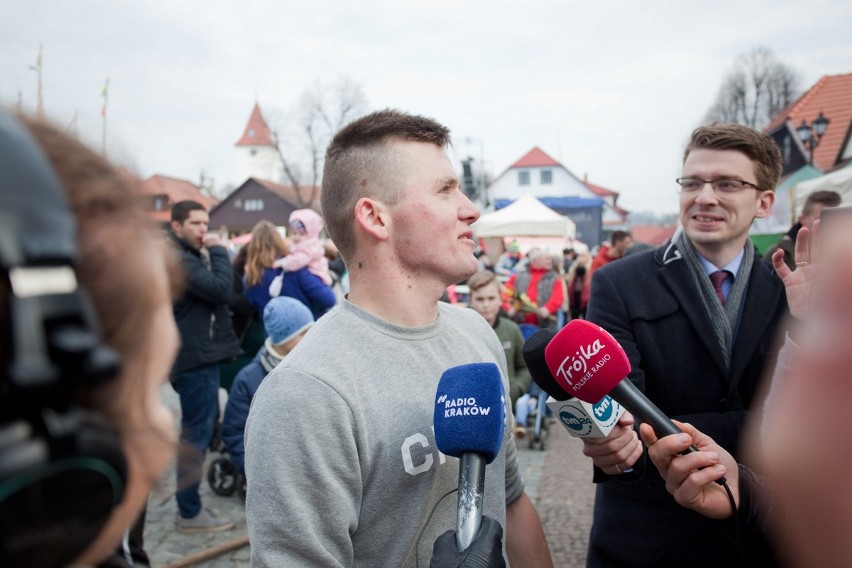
675 177 762 194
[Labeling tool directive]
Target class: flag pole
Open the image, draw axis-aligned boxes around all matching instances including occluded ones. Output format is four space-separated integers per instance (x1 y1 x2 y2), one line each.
67 111 78 137
29 45 44 118
101 78 109 156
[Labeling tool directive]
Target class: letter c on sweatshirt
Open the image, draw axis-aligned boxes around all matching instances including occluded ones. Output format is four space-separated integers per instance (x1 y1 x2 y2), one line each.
401 433 433 476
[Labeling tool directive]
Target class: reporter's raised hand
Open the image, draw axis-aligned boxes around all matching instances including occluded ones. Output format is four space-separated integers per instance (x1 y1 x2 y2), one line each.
430 515 506 568
581 412 643 477
772 220 820 319
639 421 738 520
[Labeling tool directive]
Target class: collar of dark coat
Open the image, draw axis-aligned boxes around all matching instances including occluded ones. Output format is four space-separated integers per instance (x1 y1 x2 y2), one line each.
168 230 201 257
652 239 785 385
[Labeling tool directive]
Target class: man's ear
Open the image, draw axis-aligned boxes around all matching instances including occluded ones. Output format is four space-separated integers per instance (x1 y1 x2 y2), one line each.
754 190 776 220
170 219 181 234
354 197 390 241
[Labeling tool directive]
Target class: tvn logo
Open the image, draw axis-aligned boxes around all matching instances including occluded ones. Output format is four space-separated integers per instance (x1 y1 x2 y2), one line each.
436 394 493 418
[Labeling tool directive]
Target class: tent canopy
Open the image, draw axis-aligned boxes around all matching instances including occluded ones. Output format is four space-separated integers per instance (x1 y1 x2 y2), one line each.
473 194 576 239
794 165 852 210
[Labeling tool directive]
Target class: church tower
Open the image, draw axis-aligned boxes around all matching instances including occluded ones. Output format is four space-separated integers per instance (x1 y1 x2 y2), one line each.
235 102 283 183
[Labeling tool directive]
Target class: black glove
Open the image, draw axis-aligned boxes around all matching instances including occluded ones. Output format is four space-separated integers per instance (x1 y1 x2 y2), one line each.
430 515 506 568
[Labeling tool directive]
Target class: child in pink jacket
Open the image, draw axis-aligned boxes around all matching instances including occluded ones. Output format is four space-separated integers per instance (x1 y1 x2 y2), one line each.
269 209 332 298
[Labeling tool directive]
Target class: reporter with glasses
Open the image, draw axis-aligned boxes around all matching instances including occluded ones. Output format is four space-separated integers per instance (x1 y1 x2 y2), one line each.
579 123 791 567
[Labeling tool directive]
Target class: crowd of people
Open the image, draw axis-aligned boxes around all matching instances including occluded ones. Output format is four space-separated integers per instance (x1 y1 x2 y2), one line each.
455 231 637 439
165 202 342 534
2 102 850 568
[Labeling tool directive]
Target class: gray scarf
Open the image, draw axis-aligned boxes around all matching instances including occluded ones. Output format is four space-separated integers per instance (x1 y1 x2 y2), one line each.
259 338 285 374
673 230 753 369
200 247 212 270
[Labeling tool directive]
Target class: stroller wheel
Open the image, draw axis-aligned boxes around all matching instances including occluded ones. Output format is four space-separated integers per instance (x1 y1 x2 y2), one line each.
207 457 238 496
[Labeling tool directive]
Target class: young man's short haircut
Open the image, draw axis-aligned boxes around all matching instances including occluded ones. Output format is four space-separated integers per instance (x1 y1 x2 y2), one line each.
467 270 501 293
683 123 783 192
802 190 842 217
611 230 631 245
171 200 206 223
321 109 452 262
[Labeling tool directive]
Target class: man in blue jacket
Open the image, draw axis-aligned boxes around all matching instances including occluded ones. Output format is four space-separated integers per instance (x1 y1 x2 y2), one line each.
168 200 241 533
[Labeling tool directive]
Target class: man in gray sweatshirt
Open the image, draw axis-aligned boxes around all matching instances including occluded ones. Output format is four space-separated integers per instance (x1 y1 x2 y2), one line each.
244 109 552 567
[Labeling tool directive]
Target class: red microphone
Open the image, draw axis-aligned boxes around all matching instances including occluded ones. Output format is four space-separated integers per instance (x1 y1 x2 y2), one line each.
544 320 715 470
544 320 631 403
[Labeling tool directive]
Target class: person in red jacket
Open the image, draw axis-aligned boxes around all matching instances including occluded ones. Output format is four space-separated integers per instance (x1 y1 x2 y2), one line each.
590 230 633 276
504 248 564 328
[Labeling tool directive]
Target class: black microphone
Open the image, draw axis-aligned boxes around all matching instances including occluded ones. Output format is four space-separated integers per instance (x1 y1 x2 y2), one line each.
522 328 569 401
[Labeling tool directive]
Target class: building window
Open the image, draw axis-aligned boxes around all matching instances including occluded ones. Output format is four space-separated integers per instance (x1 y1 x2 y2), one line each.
540 170 552 184
518 170 530 185
244 199 264 212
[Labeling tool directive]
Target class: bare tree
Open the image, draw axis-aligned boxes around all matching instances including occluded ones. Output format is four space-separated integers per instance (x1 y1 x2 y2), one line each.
270 77 368 208
704 47 800 129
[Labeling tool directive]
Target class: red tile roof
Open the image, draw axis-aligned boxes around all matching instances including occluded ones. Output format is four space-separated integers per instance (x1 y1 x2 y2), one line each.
764 73 852 171
583 179 619 198
630 224 678 245
235 102 276 147
509 147 563 168
138 175 218 222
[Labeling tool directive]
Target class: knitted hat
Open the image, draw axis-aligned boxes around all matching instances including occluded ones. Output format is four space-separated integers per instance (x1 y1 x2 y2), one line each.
263 297 314 346
526 247 545 261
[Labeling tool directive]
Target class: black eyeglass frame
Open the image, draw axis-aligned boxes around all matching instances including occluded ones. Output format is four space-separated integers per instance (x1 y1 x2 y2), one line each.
675 177 763 194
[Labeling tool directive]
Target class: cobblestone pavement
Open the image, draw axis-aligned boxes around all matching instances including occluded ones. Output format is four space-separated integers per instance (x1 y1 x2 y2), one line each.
145 387 595 567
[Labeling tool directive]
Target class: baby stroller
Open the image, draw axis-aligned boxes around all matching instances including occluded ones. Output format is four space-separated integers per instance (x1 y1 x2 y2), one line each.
206 286 262 501
207 361 254 503
520 383 549 451
518 324 550 451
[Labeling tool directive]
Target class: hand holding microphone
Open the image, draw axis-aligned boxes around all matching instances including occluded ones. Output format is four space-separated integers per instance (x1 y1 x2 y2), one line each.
522 328 641 475
528 321 726 484
639 421 739 519
543 321 708 453
433 363 506 552
430 515 506 568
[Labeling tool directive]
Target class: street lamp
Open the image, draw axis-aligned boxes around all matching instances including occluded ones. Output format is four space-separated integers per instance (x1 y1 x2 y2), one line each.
796 111 830 166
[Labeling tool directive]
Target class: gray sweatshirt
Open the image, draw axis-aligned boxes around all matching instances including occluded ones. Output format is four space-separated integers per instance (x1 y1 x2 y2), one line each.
245 300 524 567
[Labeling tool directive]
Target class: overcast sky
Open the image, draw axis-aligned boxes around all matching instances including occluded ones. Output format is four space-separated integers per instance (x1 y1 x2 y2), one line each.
3 1 851 215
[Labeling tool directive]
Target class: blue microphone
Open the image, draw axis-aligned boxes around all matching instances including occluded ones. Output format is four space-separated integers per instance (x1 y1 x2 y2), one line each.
433 362 506 552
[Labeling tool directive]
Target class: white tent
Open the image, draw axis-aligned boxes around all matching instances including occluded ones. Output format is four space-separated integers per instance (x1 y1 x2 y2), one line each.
473 194 576 239
794 165 852 210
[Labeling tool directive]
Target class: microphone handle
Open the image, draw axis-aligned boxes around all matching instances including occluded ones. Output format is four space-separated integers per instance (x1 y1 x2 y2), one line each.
610 380 726 485
456 452 486 552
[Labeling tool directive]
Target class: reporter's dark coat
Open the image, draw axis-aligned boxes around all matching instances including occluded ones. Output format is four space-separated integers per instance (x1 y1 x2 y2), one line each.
585 240 787 568
169 232 241 375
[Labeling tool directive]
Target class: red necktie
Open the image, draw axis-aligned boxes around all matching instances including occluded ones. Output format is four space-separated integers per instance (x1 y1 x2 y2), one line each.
709 270 731 306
